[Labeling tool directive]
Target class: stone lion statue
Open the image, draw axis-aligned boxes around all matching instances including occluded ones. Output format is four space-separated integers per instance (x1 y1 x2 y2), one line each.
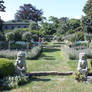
15 51 27 76
77 53 88 76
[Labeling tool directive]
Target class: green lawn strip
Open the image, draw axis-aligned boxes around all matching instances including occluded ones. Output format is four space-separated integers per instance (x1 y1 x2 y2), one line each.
6 75 92 92
26 47 70 72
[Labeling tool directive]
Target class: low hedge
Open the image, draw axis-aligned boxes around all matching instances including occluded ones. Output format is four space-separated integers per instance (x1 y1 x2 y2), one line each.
0 59 15 78
69 54 78 60
26 45 43 59
0 45 43 60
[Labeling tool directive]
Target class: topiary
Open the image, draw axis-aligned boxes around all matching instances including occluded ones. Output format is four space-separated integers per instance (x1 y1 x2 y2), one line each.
0 59 15 78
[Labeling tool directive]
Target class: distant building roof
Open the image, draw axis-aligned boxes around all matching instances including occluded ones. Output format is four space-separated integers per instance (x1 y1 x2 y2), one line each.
3 20 30 25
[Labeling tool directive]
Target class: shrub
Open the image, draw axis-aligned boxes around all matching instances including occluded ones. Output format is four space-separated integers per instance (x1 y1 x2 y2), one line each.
69 54 78 60
73 71 87 82
0 46 43 60
0 59 15 78
1 76 29 90
26 45 43 59
86 54 92 59
33 34 39 42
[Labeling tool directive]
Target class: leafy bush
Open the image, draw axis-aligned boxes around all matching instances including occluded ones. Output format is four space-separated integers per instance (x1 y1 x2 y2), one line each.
26 45 43 59
86 54 92 59
73 71 87 82
33 34 39 42
0 59 15 78
0 50 17 59
69 54 78 60
1 76 29 90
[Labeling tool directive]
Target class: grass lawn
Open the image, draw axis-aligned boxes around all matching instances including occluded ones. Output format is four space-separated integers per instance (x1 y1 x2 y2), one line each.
3 42 92 92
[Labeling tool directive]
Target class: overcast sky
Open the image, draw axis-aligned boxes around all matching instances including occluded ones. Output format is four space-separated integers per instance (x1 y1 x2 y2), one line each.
0 0 87 21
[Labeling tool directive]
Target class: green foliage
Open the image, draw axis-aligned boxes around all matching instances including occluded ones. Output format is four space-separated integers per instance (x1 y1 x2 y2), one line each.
29 20 37 30
75 32 84 41
55 35 63 41
86 54 92 59
70 32 84 44
5 32 15 41
69 54 77 60
1 76 29 90
83 0 92 16
22 32 32 50
57 17 69 34
0 59 15 77
26 45 43 59
70 36 76 45
82 0 92 33
73 71 87 82
32 34 39 42
0 0 6 12
0 33 5 41
22 32 32 42
68 19 81 34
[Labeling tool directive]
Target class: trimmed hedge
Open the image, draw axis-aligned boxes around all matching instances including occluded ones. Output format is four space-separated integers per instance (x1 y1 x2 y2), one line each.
69 54 78 60
26 45 43 59
0 59 15 78
0 45 43 60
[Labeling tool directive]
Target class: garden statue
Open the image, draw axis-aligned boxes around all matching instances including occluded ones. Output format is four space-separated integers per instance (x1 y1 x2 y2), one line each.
15 51 27 76
77 53 88 76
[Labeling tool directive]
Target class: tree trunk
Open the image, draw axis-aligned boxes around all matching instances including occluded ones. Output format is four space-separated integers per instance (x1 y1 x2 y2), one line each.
26 42 30 51
8 41 10 50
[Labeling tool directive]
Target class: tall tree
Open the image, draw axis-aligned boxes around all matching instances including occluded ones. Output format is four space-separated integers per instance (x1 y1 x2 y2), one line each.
0 0 6 31
57 17 69 35
82 0 92 33
68 19 81 34
15 4 43 22
49 16 59 34
0 0 6 12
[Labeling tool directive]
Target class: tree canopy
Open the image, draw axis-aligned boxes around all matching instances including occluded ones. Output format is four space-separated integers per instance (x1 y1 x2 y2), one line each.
82 0 92 33
15 4 43 22
0 0 6 12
